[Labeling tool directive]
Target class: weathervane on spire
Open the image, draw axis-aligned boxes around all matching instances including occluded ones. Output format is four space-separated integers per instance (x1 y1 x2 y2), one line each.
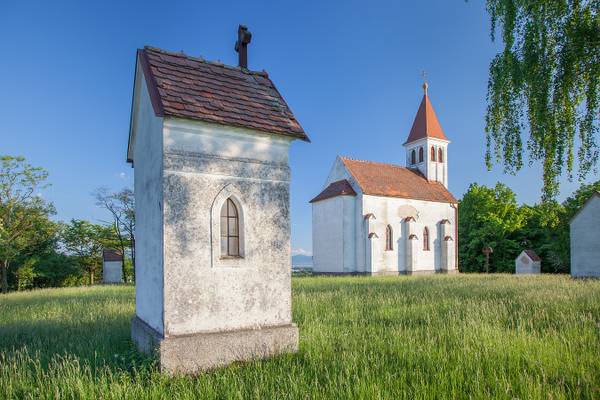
421 70 429 95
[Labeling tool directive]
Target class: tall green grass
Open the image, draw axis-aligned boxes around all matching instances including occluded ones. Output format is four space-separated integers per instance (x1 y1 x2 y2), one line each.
1 275 599 399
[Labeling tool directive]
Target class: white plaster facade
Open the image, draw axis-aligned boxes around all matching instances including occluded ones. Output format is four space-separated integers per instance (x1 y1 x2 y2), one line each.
312 157 457 275
102 260 123 283
128 64 299 338
515 250 541 275
570 193 600 278
404 137 449 188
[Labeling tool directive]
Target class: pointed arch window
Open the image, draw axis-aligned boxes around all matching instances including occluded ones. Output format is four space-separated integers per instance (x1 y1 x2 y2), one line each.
431 146 436 162
411 149 416 165
423 227 430 251
220 198 240 257
385 225 393 251
418 147 424 163
438 148 443 163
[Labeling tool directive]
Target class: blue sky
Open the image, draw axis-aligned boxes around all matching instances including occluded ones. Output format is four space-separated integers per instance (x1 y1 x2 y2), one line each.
1 1 592 255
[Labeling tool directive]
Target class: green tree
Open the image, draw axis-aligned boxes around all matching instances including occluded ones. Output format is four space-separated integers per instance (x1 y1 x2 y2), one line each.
61 220 115 285
517 200 569 272
94 187 135 281
484 0 600 200
459 183 528 272
0 156 53 293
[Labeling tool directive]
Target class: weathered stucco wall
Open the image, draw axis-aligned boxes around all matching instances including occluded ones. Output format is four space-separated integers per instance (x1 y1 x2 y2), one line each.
571 196 600 277
161 119 294 336
132 66 164 334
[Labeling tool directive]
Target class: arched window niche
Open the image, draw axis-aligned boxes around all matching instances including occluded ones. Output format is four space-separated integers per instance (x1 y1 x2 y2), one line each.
385 225 393 251
430 146 436 162
411 149 416 165
438 148 443 163
211 185 247 267
418 147 424 163
423 227 430 251
220 198 240 257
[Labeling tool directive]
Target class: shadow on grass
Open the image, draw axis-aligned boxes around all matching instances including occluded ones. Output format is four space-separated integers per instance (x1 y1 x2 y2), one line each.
0 289 153 373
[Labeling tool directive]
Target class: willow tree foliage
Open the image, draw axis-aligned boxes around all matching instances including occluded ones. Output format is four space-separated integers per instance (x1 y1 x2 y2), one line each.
485 0 600 200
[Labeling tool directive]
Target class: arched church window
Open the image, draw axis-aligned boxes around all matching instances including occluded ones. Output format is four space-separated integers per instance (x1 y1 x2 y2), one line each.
419 147 424 163
220 198 240 257
438 148 443 163
385 225 393 251
423 227 430 251
411 149 416 165
431 146 436 162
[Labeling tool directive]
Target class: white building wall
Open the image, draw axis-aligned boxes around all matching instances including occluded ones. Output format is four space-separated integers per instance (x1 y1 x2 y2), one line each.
362 195 456 273
312 197 345 273
342 195 357 271
132 67 164 334
571 196 600 277
404 138 449 188
103 261 123 283
160 118 295 336
515 254 541 274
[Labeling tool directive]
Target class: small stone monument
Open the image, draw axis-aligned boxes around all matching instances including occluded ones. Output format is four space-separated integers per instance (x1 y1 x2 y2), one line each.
102 249 123 283
515 250 541 274
570 192 600 278
126 26 309 373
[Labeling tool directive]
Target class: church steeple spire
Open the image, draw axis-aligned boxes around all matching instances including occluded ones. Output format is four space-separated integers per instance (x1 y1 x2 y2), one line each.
404 82 447 145
403 81 450 188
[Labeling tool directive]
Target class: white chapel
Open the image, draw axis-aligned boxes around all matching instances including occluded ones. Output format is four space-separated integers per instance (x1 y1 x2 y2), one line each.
311 83 458 275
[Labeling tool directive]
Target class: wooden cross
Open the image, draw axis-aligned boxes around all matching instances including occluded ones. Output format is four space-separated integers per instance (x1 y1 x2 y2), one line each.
482 246 493 273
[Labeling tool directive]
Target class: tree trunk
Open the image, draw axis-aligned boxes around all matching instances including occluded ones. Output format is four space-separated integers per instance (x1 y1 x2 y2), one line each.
89 269 94 285
1 259 8 294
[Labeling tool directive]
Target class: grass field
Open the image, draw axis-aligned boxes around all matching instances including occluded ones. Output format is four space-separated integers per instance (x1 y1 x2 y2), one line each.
1 274 599 399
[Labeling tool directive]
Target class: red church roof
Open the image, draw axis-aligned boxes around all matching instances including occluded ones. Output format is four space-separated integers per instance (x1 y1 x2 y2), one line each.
404 90 447 144
339 157 456 204
137 46 309 142
310 179 357 203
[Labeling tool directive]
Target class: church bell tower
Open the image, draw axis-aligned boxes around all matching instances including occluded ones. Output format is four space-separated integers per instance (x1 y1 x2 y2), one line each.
403 82 450 188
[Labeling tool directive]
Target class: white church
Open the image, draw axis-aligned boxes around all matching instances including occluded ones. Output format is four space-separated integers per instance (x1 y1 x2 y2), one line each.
311 83 458 275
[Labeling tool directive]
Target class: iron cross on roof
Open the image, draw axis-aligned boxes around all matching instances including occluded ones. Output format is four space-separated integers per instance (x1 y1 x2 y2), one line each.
235 25 252 69
421 70 429 95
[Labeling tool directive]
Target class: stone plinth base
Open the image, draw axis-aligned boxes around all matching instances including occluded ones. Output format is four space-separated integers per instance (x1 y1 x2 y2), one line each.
131 316 299 374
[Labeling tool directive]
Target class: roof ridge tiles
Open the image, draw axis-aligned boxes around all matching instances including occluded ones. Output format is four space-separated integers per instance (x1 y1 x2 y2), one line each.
143 46 269 77
138 46 307 140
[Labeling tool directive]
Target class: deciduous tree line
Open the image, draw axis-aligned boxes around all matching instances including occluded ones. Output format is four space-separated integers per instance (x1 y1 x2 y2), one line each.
1 155 597 293
0 156 135 293
459 179 600 273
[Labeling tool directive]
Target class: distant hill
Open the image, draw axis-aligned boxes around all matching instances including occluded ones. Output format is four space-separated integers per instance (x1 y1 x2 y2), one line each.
292 255 313 267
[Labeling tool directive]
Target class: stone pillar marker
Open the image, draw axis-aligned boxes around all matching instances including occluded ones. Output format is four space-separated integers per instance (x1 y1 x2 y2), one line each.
126 28 309 374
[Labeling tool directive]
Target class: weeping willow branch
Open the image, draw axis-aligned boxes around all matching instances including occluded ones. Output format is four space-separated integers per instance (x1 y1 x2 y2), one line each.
485 0 600 200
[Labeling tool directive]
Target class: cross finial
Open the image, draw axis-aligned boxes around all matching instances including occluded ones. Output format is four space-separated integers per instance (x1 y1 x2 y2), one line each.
421 70 429 95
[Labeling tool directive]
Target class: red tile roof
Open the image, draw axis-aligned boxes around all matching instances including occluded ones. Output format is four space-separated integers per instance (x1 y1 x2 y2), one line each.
310 179 357 203
340 157 457 204
524 249 541 262
404 94 447 144
138 47 309 141
103 249 123 262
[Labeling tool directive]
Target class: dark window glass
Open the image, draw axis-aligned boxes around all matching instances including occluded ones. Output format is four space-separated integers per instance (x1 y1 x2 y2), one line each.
220 198 240 256
438 148 443 163
423 227 430 251
431 146 436 162
385 225 393 251
411 150 416 164
419 147 424 162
